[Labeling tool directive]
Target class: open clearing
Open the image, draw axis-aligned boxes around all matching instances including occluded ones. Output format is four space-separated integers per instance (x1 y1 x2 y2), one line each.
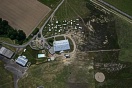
103 0 132 16
0 0 51 36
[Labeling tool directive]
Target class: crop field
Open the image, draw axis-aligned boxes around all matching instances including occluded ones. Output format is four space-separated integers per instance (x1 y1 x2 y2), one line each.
0 0 51 36
103 0 132 16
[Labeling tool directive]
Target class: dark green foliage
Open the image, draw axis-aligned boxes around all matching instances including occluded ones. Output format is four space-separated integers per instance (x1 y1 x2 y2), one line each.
47 38 54 46
38 33 41 38
0 18 2 22
32 28 39 35
38 0 60 8
17 30 26 41
0 18 26 44
8 29 18 40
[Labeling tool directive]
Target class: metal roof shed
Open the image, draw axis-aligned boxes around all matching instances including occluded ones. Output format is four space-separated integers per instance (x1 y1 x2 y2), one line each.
0 47 14 58
16 56 28 67
53 40 70 52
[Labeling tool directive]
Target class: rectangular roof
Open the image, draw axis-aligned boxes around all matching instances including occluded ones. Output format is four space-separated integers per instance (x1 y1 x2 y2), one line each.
16 56 28 66
0 47 14 58
53 40 70 51
38 54 46 58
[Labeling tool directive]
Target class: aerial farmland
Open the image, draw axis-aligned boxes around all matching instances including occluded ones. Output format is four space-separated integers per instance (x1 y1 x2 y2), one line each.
0 0 51 36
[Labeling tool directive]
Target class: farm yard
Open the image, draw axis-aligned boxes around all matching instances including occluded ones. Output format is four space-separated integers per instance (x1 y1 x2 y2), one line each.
0 0 51 36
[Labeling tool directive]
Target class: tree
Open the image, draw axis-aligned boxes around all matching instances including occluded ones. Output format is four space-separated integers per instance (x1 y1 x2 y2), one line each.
0 18 2 23
8 29 18 40
0 18 26 45
17 30 26 41
2 20 8 26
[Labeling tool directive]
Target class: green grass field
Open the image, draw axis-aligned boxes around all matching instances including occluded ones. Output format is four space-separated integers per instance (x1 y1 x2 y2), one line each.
0 61 14 88
22 46 40 64
55 0 90 21
18 53 95 88
55 0 77 21
115 16 132 62
38 0 61 8
67 0 90 18
103 0 132 16
0 37 15 44
18 61 70 88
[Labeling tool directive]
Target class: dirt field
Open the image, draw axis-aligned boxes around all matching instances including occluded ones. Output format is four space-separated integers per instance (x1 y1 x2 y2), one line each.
0 0 51 36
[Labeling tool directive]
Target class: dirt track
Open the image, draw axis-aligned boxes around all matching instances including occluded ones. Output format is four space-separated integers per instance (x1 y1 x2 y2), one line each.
0 0 51 36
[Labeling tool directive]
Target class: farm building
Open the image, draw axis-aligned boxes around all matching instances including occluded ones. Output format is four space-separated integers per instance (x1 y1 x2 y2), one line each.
38 54 46 58
53 40 70 52
0 46 14 58
16 56 28 67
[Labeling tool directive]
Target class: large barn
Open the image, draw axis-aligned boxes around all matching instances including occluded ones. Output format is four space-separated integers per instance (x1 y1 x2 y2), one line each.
53 40 70 52
0 46 14 58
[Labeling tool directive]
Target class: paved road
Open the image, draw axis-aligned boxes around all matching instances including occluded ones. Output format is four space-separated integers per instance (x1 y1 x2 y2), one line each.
98 0 132 19
2 0 65 48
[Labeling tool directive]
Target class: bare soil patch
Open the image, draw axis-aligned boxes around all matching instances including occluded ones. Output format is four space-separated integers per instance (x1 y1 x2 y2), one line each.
0 0 51 36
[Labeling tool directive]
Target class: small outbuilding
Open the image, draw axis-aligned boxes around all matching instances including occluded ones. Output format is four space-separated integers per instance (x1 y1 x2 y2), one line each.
38 54 46 58
16 56 28 67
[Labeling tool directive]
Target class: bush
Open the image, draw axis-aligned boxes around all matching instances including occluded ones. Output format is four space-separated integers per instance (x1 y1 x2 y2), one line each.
32 28 39 35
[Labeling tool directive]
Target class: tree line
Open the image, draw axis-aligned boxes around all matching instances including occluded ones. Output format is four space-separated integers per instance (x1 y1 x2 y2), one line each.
0 18 26 44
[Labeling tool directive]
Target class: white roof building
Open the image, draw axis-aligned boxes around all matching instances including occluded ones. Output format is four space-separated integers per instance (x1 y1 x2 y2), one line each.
53 40 70 52
16 56 28 66
38 54 46 58
0 46 14 58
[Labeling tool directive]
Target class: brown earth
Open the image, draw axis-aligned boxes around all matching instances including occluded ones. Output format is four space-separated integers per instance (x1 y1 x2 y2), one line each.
0 0 51 36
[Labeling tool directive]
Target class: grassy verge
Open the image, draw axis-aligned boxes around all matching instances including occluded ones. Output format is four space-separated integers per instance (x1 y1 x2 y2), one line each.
115 16 132 62
0 61 14 88
47 37 54 46
55 36 65 40
103 0 132 16
0 37 15 44
38 0 61 8
66 37 74 52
